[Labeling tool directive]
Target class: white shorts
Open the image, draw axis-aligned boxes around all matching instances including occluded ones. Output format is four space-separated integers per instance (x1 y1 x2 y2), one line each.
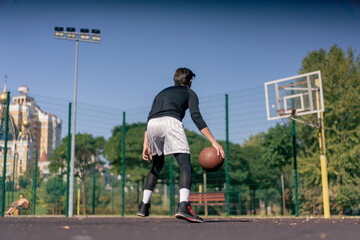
147 116 190 156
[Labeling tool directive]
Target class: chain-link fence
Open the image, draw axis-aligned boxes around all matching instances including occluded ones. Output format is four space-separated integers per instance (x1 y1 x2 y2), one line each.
0 83 357 217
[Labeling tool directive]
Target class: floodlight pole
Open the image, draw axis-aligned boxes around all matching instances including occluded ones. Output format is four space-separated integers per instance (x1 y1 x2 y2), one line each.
68 39 79 217
54 27 101 217
65 102 71 217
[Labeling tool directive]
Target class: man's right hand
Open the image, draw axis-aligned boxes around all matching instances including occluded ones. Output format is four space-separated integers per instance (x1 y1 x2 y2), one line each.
142 144 152 163
212 141 225 159
200 127 226 159
143 131 152 163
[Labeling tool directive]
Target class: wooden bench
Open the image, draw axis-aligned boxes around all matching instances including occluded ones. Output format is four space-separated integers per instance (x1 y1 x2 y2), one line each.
189 192 226 216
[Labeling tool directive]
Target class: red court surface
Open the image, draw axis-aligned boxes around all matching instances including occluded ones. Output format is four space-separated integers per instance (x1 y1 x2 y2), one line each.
0 216 359 240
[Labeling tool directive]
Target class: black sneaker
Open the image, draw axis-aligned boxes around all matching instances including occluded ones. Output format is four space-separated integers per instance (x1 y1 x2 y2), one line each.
175 201 204 223
137 201 150 217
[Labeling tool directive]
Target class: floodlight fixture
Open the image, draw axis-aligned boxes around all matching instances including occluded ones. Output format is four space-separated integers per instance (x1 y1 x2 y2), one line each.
80 29 90 40
90 29 101 42
91 35 101 41
80 35 90 40
54 27 64 37
91 29 100 34
55 32 64 37
65 27 76 38
54 26 100 42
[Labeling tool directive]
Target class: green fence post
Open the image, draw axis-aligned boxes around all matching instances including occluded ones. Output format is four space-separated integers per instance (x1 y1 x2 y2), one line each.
11 144 16 203
136 181 140 206
225 94 230 216
33 150 38 215
66 102 71 217
92 164 96 215
54 173 58 214
112 187 115 214
1 92 10 217
292 119 299 216
121 112 126 216
74 176 77 214
7 178 10 208
169 156 174 216
59 169 63 215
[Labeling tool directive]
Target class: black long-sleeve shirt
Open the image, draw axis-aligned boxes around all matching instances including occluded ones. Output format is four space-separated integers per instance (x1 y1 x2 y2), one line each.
146 85 207 131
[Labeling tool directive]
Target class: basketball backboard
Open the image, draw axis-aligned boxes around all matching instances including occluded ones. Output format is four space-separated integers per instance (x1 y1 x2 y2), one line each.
264 71 324 121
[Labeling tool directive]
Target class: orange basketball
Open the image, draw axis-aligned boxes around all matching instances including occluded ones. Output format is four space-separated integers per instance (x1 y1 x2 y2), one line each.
199 147 224 172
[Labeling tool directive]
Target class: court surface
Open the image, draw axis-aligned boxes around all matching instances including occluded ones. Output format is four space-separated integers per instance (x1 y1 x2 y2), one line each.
0 216 359 240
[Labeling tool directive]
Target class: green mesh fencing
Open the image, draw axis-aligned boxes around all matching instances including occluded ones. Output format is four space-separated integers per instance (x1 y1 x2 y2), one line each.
1 83 359 217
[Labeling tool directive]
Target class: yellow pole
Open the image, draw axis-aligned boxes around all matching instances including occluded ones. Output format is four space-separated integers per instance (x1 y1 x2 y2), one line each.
203 171 208 216
199 184 202 204
316 79 330 218
77 188 80 216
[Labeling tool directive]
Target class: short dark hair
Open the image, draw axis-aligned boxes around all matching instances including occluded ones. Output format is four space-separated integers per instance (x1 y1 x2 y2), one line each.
173 68 195 86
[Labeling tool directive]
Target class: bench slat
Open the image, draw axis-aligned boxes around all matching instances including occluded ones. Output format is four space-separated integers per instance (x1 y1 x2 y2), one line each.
189 192 226 206
189 197 226 201
191 203 226 206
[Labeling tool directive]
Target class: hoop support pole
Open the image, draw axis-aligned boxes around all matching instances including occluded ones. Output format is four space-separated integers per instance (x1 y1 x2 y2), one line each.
315 79 330 219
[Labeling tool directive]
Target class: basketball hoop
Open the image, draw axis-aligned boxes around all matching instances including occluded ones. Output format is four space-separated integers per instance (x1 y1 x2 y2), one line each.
264 70 324 122
264 70 330 219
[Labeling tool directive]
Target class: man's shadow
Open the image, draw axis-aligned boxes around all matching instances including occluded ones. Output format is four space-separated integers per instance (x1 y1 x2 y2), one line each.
204 219 251 223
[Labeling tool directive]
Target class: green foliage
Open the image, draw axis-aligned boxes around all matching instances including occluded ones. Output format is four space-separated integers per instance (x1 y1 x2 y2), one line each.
84 175 111 214
261 122 293 171
50 133 105 213
333 185 360 210
298 45 360 212
49 136 68 173
243 134 276 190
39 175 65 214
104 123 149 182
50 133 104 181
18 164 43 190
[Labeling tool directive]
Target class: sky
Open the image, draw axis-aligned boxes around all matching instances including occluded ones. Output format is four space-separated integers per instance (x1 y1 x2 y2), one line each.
1 0 360 142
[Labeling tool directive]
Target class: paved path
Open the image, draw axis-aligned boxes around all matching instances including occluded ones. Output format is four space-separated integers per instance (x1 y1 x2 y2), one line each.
0 216 359 240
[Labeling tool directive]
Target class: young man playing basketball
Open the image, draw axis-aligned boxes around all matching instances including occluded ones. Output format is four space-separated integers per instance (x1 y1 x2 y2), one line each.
137 67 225 222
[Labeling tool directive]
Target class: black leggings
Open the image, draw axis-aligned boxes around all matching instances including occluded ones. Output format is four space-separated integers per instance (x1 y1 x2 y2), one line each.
144 153 192 191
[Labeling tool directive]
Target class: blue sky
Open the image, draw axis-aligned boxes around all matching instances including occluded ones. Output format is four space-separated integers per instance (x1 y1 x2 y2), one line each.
1 0 360 142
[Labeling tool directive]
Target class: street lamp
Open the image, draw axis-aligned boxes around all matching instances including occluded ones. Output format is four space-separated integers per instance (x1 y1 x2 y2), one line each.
54 26 101 217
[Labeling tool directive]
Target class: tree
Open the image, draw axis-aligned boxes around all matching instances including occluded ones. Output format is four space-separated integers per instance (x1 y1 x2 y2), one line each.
297 45 360 213
42 175 64 214
241 134 279 214
261 122 294 214
104 123 149 184
50 133 105 215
